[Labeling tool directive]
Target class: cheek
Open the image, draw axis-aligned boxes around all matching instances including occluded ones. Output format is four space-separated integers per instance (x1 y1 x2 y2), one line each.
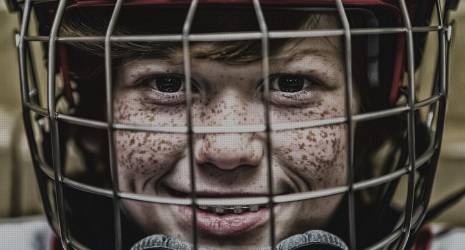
115 131 187 176
113 89 186 126
113 89 188 187
271 91 347 190
274 124 347 190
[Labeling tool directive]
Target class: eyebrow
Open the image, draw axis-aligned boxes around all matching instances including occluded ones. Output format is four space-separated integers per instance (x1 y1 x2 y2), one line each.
270 47 336 64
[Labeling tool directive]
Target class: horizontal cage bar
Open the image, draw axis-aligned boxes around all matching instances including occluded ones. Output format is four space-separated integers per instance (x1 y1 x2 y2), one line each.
37 144 436 206
25 92 441 134
22 26 443 43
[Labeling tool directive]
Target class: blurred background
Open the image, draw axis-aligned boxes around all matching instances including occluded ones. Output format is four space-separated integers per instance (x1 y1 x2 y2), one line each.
0 0 464 228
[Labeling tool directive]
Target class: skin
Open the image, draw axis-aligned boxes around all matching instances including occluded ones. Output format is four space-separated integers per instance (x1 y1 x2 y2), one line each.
112 16 357 249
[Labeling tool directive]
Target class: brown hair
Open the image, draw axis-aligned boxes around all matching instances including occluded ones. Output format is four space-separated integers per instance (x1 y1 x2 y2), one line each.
60 6 341 63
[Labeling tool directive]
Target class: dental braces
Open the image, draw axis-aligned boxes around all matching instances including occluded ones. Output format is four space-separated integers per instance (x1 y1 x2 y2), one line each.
196 204 268 215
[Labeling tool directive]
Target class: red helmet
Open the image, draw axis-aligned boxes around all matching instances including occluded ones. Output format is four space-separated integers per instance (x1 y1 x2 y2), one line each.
8 0 459 249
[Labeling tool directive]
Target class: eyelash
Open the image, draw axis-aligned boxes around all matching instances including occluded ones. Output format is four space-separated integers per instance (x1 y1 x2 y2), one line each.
265 74 323 106
135 73 323 106
136 74 190 105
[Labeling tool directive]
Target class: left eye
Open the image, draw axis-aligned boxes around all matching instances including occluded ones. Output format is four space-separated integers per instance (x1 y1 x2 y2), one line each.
271 75 310 93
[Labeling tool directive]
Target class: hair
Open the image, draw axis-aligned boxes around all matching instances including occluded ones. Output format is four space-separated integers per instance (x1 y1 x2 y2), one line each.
59 6 343 64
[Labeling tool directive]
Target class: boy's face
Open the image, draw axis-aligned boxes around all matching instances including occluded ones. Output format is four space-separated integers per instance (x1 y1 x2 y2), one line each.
112 15 351 249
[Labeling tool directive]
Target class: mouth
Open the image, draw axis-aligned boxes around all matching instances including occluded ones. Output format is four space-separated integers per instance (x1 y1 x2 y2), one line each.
163 185 281 236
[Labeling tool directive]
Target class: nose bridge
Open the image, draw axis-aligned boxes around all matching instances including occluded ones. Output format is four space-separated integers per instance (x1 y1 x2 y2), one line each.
193 75 264 170
210 87 249 126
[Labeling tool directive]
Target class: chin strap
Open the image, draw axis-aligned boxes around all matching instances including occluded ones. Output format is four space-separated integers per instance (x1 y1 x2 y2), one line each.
130 230 348 250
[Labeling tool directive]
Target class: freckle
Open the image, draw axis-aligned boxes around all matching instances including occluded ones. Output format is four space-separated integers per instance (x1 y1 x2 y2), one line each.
306 110 315 116
130 139 135 145
321 131 328 138
302 155 308 160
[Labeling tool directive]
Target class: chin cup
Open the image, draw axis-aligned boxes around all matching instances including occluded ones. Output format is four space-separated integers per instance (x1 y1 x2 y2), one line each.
130 230 348 250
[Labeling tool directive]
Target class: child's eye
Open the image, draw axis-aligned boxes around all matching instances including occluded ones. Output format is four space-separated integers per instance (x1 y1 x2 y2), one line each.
135 74 201 105
143 75 185 93
264 74 323 106
272 75 310 93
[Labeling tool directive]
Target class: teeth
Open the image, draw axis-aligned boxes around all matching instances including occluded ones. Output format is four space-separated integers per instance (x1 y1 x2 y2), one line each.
233 206 243 214
197 204 264 214
214 207 225 214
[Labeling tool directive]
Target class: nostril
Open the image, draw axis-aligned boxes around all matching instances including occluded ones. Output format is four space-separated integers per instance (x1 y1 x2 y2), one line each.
198 162 257 172
204 154 244 170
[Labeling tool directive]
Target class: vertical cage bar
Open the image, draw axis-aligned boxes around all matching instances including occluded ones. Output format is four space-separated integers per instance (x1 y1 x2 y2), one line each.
252 1 276 248
426 0 444 129
182 1 200 249
47 0 70 248
18 0 32 105
436 0 448 96
398 0 417 248
436 0 450 144
335 1 356 249
104 0 125 249
18 0 57 231
26 42 40 105
426 0 444 149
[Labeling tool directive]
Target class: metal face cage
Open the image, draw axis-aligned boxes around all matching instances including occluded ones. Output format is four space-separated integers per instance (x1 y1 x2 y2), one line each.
11 0 457 249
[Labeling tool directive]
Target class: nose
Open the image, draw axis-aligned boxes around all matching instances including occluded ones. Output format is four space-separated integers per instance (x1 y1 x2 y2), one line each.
193 86 264 170
195 133 263 170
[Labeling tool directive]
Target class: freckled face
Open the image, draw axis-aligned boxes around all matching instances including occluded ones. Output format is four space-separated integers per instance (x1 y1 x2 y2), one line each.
113 30 352 248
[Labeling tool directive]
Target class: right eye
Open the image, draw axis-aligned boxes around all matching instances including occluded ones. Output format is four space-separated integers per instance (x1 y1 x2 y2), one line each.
143 75 185 93
136 74 201 105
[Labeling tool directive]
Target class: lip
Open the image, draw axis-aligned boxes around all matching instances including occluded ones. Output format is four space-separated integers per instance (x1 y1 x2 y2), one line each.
177 204 275 236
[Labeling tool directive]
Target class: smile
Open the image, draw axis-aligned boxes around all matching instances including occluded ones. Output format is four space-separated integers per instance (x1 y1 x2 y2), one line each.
162 186 281 236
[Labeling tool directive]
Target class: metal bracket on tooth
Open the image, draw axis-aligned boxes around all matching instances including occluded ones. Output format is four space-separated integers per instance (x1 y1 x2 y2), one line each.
198 204 263 214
